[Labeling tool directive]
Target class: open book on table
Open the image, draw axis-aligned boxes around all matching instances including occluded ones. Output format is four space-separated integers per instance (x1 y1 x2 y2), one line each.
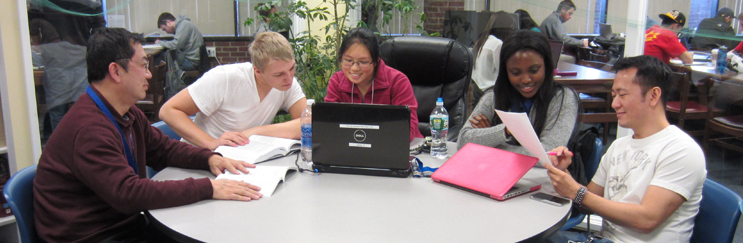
215 165 295 197
215 135 300 164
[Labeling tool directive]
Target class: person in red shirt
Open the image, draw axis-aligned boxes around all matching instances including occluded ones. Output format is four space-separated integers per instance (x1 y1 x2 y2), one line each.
325 27 423 142
644 10 693 64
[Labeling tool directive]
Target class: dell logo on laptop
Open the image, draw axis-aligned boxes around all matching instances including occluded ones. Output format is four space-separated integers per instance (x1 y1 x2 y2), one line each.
353 130 367 142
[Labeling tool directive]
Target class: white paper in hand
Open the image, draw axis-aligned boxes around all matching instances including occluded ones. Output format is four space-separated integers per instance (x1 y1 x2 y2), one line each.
494 109 550 167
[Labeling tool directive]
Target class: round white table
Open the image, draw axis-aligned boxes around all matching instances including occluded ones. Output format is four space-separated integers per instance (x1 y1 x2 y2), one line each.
147 142 571 243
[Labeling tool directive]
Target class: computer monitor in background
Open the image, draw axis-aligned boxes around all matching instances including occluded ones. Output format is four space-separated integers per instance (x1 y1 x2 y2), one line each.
600 23 613 39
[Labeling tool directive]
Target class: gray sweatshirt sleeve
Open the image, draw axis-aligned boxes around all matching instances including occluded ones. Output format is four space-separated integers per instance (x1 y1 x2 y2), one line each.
457 87 579 159
159 22 189 51
457 90 511 149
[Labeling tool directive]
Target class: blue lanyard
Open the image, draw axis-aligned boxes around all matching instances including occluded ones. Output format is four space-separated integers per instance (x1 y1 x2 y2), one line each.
86 86 138 175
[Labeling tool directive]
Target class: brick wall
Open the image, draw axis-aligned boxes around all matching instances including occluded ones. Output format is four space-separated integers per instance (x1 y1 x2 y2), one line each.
204 39 252 68
424 0 465 35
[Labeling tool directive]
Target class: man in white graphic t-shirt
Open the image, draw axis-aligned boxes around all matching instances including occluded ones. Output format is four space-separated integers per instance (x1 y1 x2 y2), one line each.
160 32 307 150
543 55 706 243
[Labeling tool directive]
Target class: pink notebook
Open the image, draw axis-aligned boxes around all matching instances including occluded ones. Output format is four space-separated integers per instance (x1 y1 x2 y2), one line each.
431 143 541 201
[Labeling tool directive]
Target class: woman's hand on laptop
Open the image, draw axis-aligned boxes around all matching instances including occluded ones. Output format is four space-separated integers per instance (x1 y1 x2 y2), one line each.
209 131 249 150
547 146 573 172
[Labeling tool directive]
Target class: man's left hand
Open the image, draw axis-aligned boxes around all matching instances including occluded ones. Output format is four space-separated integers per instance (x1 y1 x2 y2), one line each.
208 155 254 176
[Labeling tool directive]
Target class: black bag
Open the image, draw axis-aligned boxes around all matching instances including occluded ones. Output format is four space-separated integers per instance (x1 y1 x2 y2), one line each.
566 127 599 186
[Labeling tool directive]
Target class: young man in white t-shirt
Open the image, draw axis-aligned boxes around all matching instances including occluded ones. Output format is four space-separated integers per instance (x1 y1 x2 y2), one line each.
544 55 706 243
160 32 307 150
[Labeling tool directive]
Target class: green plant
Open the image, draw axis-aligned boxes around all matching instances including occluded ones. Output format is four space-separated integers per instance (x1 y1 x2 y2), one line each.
247 0 357 102
362 0 438 37
246 0 435 102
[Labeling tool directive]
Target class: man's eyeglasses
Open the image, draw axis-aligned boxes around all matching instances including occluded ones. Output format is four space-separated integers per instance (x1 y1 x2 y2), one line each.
117 58 150 70
341 59 373 68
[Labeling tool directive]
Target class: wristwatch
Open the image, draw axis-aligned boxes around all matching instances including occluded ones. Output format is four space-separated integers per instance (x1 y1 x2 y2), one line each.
574 187 587 207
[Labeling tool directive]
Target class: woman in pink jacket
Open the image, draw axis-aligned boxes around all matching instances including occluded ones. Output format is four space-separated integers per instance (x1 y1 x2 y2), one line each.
325 27 423 141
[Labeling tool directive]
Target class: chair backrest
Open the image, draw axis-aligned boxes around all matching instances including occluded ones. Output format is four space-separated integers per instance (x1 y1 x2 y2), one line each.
690 179 742 243
149 121 182 178
3 165 38 243
585 137 602 181
549 40 564 69
198 44 211 74
379 36 471 141
666 71 692 124
152 120 182 141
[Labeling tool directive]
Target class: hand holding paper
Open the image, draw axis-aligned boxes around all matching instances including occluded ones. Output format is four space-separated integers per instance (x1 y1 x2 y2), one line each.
494 109 551 167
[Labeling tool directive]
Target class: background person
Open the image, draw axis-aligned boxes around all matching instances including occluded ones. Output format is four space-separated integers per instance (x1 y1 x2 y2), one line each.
33 28 261 243
254 3 278 36
540 0 588 47
470 12 516 105
457 30 579 159
645 10 693 64
29 18 89 134
691 7 739 51
156 12 204 71
159 32 307 150
514 9 541 32
325 27 423 142
544 55 706 243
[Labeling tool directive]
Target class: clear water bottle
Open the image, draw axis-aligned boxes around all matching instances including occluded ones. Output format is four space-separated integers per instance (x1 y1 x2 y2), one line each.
430 97 449 159
718 45 728 73
300 99 314 170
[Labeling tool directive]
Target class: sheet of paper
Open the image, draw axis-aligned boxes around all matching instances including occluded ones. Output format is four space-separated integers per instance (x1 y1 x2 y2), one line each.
494 109 550 167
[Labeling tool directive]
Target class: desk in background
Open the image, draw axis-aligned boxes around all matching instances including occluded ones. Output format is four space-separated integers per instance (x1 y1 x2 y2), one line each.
148 142 571 243
556 62 617 126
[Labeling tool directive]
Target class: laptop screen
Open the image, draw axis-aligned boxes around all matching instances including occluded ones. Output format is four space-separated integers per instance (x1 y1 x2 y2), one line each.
311 102 411 173
548 40 563 69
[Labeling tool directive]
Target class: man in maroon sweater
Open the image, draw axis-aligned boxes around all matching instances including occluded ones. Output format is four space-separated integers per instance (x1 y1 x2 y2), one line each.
33 28 263 243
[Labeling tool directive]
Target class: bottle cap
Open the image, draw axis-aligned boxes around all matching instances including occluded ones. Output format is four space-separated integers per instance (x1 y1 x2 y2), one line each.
307 99 315 106
436 97 443 105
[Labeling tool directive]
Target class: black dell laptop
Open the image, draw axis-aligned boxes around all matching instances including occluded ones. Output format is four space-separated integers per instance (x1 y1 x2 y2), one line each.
312 102 411 177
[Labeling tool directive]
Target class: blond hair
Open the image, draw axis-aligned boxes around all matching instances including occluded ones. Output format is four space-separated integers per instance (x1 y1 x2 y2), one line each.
249 32 294 70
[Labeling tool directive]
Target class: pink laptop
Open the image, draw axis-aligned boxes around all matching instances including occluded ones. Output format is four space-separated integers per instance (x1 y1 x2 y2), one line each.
431 143 541 201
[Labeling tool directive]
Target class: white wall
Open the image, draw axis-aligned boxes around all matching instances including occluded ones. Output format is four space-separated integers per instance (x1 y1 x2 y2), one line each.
1 0 43 174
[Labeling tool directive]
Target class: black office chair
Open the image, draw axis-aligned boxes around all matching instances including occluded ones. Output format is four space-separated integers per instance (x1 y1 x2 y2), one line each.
380 36 472 141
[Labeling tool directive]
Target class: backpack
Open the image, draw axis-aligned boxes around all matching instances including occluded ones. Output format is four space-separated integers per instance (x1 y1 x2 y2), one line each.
566 127 599 186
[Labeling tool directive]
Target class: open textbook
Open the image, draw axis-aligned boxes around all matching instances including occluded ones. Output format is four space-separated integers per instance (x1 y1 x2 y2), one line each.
216 166 295 197
215 135 300 164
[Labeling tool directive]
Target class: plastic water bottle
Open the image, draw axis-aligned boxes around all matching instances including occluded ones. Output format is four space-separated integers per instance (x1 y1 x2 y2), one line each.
430 97 449 159
718 45 728 73
300 99 314 169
